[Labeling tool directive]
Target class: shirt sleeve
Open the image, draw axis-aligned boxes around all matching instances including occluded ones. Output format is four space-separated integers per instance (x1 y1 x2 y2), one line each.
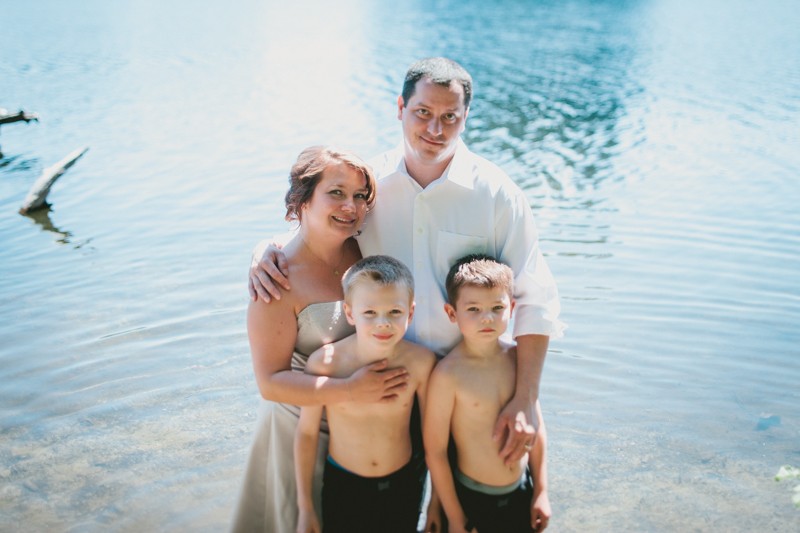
495 185 566 339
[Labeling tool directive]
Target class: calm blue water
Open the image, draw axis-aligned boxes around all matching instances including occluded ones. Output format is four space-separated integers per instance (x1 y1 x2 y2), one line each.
1 0 799 530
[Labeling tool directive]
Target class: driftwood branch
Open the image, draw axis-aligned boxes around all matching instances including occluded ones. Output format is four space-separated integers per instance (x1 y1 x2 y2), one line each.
19 147 89 214
0 109 40 126
0 108 39 158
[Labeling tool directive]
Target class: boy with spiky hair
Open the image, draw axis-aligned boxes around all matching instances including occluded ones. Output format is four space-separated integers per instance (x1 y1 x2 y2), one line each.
424 254 551 532
295 255 436 533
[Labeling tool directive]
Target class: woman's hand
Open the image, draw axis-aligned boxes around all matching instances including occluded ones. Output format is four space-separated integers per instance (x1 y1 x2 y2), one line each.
345 359 410 403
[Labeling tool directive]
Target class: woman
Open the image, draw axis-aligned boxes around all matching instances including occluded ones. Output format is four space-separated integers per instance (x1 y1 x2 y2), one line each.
231 146 410 532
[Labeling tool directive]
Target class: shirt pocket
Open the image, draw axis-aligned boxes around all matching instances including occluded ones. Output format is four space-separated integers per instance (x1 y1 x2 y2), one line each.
435 231 489 285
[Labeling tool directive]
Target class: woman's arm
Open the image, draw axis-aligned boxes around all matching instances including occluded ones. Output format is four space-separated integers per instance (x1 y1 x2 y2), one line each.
247 296 345 405
248 299 410 406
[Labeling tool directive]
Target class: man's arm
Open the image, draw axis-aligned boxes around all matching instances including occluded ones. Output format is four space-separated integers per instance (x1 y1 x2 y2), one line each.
249 300 410 405
493 334 549 464
493 179 563 463
248 237 292 302
295 404 324 533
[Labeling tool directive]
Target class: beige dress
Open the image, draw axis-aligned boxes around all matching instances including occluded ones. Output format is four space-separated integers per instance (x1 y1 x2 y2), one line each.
230 301 354 533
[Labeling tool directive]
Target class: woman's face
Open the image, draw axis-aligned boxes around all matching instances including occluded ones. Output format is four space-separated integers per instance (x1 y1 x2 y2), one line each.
301 161 369 240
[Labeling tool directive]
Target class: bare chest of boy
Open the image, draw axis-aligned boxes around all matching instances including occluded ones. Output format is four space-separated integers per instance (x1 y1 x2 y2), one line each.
326 364 418 477
451 360 521 482
453 364 515 434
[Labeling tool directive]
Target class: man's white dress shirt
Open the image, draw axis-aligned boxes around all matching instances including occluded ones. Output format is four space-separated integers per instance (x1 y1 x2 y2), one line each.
358 139 565 357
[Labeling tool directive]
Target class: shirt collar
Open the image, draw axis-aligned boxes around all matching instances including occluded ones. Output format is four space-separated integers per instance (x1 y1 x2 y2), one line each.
441 139 474 189
394 138 475 190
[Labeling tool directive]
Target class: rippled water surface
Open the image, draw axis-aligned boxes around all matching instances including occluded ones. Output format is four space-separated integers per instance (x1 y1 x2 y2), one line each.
2 0 799 530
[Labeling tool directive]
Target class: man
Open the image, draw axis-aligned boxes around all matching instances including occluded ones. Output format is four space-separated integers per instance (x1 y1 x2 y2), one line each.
250 57 564 463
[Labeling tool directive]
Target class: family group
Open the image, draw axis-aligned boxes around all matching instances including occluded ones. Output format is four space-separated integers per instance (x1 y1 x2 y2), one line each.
232 57 564 533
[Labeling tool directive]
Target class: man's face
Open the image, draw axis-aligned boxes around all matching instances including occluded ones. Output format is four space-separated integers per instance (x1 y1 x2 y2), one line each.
397 77 469 170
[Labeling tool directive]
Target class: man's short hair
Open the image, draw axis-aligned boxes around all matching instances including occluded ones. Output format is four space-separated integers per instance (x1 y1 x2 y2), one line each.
401 57 473 109
343 255 415 302
445 254 514 306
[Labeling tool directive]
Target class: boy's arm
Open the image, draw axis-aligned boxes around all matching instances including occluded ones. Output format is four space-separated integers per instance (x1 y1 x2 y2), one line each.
414 350 436 435
528 400 551 532
423 363 469 531
295 403 324 533
413 351 443 533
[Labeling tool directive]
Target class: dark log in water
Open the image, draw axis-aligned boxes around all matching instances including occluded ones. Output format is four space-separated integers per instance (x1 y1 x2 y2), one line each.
0 108 40 158
0 109 40 126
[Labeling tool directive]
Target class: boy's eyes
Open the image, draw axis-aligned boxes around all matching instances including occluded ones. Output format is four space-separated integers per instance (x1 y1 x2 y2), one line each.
361 309 404 317
464 305 506 312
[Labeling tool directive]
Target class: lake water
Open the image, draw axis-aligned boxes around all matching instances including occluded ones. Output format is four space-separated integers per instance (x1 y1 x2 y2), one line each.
1 0 799 530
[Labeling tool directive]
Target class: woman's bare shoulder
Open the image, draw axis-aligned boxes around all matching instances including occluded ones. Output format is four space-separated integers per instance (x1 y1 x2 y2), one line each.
307 334 358 377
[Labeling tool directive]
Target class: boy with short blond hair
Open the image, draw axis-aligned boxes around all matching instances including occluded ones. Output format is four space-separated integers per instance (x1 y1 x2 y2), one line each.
295 255 436 533
424 254 551 533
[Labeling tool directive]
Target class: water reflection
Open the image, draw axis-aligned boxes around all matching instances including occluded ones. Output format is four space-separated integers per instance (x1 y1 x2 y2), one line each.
0 154 38 171
390 0 651 201
20 206 79 246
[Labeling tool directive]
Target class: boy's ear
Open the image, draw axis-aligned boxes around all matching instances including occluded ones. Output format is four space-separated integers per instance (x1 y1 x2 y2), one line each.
343 302 356 326
444 303 457 323
407 301 415 324
509 299 516 317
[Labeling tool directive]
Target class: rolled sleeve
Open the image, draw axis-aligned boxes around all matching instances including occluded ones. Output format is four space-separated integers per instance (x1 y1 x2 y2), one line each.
495 183 566 340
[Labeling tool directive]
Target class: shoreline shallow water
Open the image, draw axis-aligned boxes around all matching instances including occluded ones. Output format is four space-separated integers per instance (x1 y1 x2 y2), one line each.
2 0 799 530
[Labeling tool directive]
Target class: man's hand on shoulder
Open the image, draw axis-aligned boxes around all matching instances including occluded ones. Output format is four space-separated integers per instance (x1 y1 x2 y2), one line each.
248 238 291 302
